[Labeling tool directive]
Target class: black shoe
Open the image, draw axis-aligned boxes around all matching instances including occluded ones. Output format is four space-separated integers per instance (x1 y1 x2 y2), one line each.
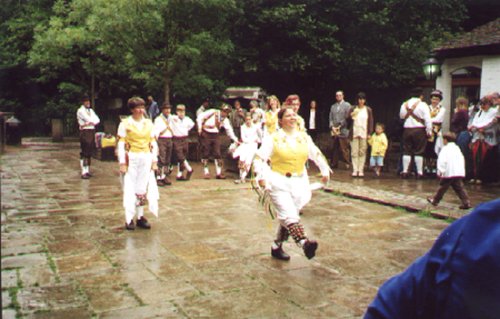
271 246 290 261
186 169 193 181
216 174 226 180
81 173 90 179
400 172 409 179
459 203 472 210
176 176 187 181
125 221 135 230
427 197 438 206
157 179 166 187
136 217 151 229
303 240 318 259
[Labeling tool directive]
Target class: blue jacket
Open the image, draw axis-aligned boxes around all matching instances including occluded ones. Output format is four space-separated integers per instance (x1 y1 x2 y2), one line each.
365 199 500 319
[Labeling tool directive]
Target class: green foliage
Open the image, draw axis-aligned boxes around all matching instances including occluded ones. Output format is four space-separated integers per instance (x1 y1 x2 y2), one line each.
232 0 466 91
44 82 82 118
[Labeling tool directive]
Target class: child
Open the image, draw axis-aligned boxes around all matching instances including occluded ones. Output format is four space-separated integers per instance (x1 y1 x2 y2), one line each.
368 123 388 176
427 132 471 209
232 113 262 183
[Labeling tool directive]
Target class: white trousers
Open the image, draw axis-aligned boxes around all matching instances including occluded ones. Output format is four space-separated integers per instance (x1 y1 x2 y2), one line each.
123 152 155 223
268 171 311 226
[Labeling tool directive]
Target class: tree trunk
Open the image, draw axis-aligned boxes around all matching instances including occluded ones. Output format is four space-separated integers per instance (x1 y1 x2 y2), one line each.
91 70 96 108
163 67 170 105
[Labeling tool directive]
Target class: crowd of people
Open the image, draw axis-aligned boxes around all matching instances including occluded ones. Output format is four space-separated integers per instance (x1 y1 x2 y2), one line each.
76 89 499 252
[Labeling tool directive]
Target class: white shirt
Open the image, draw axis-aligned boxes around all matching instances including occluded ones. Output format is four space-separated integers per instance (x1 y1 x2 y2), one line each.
251 108 266 126
430 104 446 124
153 114 173 138
400 97 432 134
352 107 368 138
309 110 316 130
241 123 262 144
169 115 195 137
437 142 465 178
76 105 100 130
196 109 238 142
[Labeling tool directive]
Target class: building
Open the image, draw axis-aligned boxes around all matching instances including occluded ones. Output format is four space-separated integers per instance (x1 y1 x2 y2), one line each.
432 18 500 132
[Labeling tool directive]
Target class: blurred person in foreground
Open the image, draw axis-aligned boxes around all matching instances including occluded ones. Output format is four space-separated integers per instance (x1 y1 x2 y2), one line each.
365 198 500 319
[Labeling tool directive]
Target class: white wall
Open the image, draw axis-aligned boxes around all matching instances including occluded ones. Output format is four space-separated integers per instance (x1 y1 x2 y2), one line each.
480 56 500 97
436 55 500 132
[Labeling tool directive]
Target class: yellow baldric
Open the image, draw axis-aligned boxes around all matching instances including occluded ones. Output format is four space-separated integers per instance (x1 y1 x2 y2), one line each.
270 131 309 176
265 111 278 134
122 118 154 153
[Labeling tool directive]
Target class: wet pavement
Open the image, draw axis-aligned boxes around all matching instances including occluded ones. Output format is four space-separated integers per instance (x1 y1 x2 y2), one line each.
1 140 499 318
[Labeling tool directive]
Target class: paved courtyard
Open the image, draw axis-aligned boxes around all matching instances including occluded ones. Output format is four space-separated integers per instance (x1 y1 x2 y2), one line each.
1 141 498 318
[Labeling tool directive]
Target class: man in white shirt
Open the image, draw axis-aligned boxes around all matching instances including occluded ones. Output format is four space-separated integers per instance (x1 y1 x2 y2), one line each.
197 104 238 179
399 88 433 178
76 95 100 179
153 103 173 186
170 104 195 181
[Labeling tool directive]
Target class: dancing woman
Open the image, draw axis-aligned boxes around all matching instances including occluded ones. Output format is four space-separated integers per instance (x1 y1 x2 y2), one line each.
253 107 330 261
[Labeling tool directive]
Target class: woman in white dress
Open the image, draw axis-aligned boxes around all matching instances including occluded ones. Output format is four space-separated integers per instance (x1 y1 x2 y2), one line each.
233 113 262 183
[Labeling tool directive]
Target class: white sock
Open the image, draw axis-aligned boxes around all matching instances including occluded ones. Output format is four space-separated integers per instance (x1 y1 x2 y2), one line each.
414 156 424 175
177 163 182 178
271 241 280 249
240 170 247 181
137 206 144 219
215 160 222 175
204 166 209 175
402 155 411 173
184 160 192 172
299 239 307 246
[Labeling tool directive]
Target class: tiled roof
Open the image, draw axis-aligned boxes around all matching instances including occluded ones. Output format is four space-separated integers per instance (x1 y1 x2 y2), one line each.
434 18 500 52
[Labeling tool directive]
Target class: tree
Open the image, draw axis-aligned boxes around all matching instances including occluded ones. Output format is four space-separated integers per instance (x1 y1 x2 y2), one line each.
88 0 236 105
0 0 55 132
230 0 466 95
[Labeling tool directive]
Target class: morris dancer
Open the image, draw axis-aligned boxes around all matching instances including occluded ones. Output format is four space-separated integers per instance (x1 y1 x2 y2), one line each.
197 104 238 179
233 113 262 184
117 97 159 230
264 95 280 137
399 88 432 179
253 108 330 261
170 104 195 181
153 103 173 186
76 95 100 179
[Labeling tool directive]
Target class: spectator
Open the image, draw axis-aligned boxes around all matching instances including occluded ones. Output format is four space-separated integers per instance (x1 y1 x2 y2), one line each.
368 123 388 177
147 95 160 120
468 96 499 184
348 92 374 177
305 100 319 141
329 90 352 169
229 99 246 139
